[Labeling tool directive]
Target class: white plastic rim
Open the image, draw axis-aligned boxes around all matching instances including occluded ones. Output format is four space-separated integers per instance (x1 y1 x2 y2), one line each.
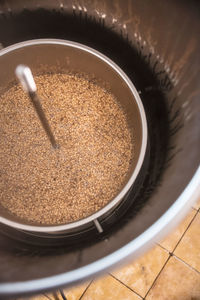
0 39 148 233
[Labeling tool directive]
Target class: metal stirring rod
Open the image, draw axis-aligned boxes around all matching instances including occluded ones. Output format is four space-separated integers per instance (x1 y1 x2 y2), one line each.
15 65 59 149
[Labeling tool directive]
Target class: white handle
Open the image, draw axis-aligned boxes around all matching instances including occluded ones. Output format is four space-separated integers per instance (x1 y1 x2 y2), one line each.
15 64 37 93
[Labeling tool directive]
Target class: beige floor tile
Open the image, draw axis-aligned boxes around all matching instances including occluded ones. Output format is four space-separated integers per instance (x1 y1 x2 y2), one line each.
81 275 141 300
175 212 200 272
44 293 54 300
48 282 89 300
146 256 200 300
62 282 90 300
111 245 169 297
160 209 196 252
193 197 200 210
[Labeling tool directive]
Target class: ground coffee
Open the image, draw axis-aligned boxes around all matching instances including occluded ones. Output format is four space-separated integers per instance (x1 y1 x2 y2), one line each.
0 73 134 225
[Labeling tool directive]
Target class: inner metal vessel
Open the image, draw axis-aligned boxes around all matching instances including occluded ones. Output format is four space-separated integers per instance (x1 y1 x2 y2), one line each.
0 39 147 238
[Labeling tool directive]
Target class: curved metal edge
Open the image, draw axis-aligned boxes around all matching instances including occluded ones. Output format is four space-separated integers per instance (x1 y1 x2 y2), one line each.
0 165 199 296
0 38 148 233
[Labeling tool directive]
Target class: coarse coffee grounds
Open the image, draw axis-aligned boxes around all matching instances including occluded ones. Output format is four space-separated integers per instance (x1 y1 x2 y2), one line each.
0 73 134 225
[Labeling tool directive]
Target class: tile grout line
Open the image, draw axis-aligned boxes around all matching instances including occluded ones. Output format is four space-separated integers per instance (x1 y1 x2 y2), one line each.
172 208 199 253
158 208 199 254
172 253 200 275
52 292 60 300
156 244 169 254
144 209 200 298
192 207 198 211
43 293 53 300
59 289 67 300
192 204 200 211
156 244 200 275
144 252 171 299
109 273 144 299
79 280 93 300
157 242 169 252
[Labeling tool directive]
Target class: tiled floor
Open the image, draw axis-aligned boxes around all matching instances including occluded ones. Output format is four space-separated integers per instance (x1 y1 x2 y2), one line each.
19 197 200 300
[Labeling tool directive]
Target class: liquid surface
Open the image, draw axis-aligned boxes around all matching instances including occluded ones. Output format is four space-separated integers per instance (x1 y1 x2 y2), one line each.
0 73 134 225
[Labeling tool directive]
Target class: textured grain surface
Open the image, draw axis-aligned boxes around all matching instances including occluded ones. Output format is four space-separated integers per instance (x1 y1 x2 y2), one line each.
0 73 134 225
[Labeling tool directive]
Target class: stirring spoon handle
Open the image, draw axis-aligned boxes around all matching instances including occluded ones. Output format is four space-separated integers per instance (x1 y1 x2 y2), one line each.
15 65 59 149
